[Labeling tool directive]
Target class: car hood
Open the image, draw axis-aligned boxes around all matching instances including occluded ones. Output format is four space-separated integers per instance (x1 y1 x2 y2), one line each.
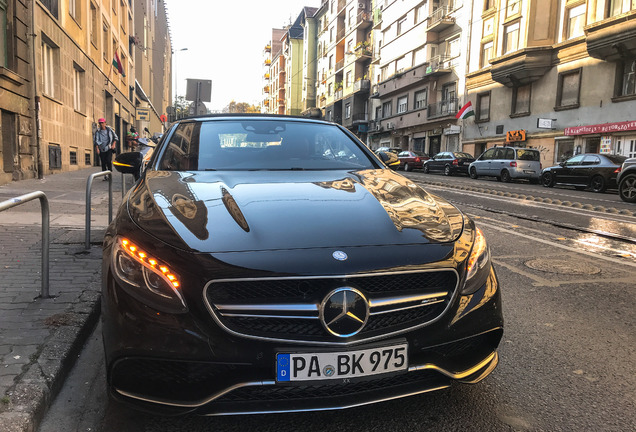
126 169 464 253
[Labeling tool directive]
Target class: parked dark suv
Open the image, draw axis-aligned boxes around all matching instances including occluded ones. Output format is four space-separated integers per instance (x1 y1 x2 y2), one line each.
617 157 636 202
106 114 503 415
541 153 627 193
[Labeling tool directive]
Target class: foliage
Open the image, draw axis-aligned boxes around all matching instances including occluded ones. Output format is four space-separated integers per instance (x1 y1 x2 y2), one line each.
223 100 261 113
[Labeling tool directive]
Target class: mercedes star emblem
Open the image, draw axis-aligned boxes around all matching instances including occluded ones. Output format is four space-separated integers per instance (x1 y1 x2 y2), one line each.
320 287 369 337
332 250 348 261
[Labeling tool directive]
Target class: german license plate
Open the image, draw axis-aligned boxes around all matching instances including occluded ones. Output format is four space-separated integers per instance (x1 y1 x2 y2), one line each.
276 343 408 382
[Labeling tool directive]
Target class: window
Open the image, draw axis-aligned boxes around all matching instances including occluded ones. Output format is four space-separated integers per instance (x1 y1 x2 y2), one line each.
375 105 382 120
476 92 491 122
70 149 78 165
512 84 531 115
556 68 581 108
348 7 355 26
607 0 631 17
397 96 408 113
328 83 333 96
42 40 57 97
617 58 636 97
347 39 352 53
480 41 493 68
382 101 392 118
565 3 586 40
345 103 351 119
503 22 520 54
345 71 351 87
85 152 92 165
73 64 85 112
41 0 59 19
329 54 333 69
414 89 427 109
484 0 496 10
415 2 427 24
0 0 7 68
447 37 460 58
90 3 98 47
396 55 411 72
330 27 334 42
414 45 426 65
103 22 109 60
397 15 407 35
69 0 80 20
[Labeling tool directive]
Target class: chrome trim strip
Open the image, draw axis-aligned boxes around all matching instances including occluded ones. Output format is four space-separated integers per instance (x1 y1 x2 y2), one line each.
215 303 319 312
202 268 460 346
219 313 319 320
368 292 447 308
114 350 498 411
369 299 445 315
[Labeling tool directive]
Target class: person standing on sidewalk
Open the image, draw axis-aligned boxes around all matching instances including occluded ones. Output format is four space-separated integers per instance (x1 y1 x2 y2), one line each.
94 117 118 180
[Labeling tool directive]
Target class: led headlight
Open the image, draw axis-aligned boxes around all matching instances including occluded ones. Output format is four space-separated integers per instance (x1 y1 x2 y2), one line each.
112 237 188 313
462 227 492 295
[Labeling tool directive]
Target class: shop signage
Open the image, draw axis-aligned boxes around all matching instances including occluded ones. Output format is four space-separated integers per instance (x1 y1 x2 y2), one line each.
537 118 555 129
600 136 612 154
444 125 461 135
506 130 526 142
564 121 636 136
136 108 150 121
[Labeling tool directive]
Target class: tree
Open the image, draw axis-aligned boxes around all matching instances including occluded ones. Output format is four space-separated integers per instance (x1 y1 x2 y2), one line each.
172 96 190 120
223 100 261 113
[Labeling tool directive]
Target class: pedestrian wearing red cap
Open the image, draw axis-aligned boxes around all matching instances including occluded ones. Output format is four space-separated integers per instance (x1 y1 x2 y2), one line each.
93 117 119 180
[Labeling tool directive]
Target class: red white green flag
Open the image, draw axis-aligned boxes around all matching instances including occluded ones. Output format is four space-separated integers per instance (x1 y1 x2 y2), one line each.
456 101 474 119
112 51 125 77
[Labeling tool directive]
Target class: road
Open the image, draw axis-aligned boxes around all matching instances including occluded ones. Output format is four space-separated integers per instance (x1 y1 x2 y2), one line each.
38 172 636 432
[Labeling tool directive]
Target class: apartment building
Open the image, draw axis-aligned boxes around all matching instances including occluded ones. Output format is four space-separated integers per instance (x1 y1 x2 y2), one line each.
368 0 469 155
283 13 310 116
464 0 636 165
1 0 34 183
315 0 373 140
262 28 286 114
0 0 171 185
300 7 319 113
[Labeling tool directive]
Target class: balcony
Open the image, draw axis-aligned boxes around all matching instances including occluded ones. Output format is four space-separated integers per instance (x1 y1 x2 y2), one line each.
425 55 453 76
264 44 271 53
427 98 458 119
264 73 270 80
428 6 455 32
334 88 343 100
586 11 636 62
490 47 553 87
264 58 271 66
354 11 373 30
353 79 371 93
264 85 270 93
353 113 369 123
335 59 344 72
372 8 382 28
264 100 270 106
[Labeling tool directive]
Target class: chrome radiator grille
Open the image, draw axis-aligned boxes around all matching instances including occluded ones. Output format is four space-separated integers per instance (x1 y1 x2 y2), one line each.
204 270 458 344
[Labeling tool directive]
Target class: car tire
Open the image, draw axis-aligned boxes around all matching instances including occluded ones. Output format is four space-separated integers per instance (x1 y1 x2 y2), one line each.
423 164 430 174
404 163 411 172
590 175 607 193
501 170 512 183
541 172 555 188
469 167 478 179
444 165 452 176
618 173 636 203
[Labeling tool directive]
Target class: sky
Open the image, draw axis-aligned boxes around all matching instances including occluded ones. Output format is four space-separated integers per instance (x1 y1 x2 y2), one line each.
165 0 322 112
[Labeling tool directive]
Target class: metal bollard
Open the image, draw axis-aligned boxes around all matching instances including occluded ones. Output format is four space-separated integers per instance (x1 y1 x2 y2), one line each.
0 191 51 299
85 170 112 249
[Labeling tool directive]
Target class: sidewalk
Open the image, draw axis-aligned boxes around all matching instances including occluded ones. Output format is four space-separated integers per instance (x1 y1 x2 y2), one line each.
0 168 126 432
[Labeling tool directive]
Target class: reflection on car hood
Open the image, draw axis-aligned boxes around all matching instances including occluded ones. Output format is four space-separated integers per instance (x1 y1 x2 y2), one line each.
126 170 464 253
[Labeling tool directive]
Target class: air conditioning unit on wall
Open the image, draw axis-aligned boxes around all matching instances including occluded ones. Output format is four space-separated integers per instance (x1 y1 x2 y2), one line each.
375 124 382 131
358 2 366 10
386 122 394 129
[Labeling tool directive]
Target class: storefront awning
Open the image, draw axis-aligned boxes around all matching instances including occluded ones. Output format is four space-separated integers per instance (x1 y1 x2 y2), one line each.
565 121 636 136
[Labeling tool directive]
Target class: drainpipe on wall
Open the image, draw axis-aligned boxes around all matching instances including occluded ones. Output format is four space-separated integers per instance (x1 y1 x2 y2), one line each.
30 0 43 179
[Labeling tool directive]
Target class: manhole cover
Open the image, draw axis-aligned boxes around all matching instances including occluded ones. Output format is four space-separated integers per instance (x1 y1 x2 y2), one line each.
524 258 601 275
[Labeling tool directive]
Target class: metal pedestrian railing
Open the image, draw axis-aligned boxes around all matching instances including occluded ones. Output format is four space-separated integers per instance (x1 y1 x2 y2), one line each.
85 170 113 249
0 191 51 299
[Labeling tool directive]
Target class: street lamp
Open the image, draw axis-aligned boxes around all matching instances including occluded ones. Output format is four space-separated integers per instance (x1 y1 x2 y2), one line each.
172 47 188 120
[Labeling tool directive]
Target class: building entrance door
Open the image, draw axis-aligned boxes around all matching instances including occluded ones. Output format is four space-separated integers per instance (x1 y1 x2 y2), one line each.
429 135 441 156
616 136 636 158
1 111 15 174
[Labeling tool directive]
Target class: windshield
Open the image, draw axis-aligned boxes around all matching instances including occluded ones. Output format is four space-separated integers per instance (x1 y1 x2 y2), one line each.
156 120 376 171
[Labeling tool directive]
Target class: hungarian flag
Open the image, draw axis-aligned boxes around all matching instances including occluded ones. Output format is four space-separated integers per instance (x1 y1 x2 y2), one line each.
456 101 474 119
112 51 125 77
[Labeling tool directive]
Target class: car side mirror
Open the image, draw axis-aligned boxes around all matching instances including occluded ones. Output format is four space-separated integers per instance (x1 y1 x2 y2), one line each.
377 151 399 170
113 151 142 176
559 161 566 167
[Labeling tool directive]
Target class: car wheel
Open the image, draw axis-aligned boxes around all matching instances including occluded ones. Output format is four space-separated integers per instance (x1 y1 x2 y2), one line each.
541 172 555 188
444 165 452 176
590 175 607 193
423 164 430 174
469 167 478 179
618 173 636 203
404 163 411 172
501 170 512 183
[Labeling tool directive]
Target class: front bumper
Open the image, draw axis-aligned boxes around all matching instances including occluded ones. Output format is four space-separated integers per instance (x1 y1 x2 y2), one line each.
102 263 503 415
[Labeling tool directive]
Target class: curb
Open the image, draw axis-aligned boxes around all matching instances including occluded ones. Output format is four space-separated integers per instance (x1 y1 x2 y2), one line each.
0 291 101 432
408 177 636 217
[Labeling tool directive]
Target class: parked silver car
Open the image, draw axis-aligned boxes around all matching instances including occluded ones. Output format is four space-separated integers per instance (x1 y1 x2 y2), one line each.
469 146 541 183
